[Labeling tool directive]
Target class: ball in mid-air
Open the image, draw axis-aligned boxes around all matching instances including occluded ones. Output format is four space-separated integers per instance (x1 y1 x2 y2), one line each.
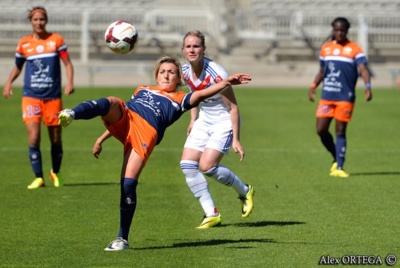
104 20 138 54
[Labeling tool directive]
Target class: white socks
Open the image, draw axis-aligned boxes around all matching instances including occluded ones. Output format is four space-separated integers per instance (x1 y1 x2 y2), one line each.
180 160 217 216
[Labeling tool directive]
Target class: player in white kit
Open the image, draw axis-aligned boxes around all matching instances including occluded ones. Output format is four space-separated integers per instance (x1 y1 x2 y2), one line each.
180 30 255 229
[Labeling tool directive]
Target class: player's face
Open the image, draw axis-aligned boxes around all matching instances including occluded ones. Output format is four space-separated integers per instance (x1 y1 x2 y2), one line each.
182 35 205 64
30 12 47 34
156 62 180 92
332 22 348 44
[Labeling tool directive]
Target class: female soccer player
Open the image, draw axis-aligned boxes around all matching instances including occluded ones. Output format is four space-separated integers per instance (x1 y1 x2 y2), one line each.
2 6 75 189
58 56 251 251
180 30 254 229
308 17 372 178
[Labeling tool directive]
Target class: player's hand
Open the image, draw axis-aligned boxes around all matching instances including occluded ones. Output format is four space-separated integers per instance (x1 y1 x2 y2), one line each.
308 88 316 102
92 142 103 159
186 125 192 136
365 89 372 102
2 85 13 99
64 84 75 96
232 140 245 161
186 121 195 136
227 74 252 85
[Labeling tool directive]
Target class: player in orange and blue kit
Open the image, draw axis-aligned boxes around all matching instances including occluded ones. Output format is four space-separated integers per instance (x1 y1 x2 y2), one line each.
308 17 372 178
2 6 75 189
57 56 251 251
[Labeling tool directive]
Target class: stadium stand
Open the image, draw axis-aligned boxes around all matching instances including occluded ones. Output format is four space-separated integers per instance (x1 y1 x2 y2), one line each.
1 0 400 87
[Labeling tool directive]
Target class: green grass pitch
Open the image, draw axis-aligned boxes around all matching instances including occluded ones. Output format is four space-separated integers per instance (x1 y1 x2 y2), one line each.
0 86 399 267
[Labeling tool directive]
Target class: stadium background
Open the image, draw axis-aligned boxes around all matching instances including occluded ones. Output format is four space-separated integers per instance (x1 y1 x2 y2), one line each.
1 0 399 88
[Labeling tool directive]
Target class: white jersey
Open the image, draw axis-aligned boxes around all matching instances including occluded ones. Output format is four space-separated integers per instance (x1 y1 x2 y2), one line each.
182 57 231 124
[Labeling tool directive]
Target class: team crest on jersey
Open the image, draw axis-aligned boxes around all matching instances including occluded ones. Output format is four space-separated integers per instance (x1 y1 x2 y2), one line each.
47 41 56 49
214 75 223 83
36 45 44 53
333 48 341 55
343 47 352 55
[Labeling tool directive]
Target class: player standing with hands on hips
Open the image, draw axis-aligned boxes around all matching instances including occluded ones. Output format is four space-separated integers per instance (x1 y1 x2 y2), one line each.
308 17 372 178
58 56 251 251
2 6 75 189
180 30 255 229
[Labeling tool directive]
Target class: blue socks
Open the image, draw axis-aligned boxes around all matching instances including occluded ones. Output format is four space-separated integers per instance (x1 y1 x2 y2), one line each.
29 146 43 178
118 178 138 241
320 132 347 169
336 134 347 169
29 144 63 178
72 98 110 120
320 132 336 160
51 143 63 174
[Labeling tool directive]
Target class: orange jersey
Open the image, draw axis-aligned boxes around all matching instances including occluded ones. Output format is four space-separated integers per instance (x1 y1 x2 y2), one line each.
319 40 368 102
15 33 67 99
126 85 194 144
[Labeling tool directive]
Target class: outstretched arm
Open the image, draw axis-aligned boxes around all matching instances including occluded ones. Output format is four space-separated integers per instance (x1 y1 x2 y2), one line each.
189 73 251 107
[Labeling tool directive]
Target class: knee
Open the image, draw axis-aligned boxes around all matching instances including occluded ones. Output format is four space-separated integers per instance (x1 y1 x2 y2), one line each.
180 160 200 177
317 128 328 137
335 126 346 136
198 159 217 173
203 166 217 177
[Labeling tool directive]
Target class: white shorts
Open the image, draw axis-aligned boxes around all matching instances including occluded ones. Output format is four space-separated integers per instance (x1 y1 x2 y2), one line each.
183 118 233 154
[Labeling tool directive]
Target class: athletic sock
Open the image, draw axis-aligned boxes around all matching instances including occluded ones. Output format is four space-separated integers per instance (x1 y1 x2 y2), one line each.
118 178 138 241
320 132 336 160
51 143 63 174
204 164 248 197
72 98 110 120
336 134 347 169
180 160 217 216
29 146 43 178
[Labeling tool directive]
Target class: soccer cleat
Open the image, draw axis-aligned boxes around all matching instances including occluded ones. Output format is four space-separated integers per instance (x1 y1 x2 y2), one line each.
49 169 63 187
330 162 338 173
330 169 350 178
27 178 45 189
196 214 222 229
104 237 130 251
239 184 255 218
58 109 75 127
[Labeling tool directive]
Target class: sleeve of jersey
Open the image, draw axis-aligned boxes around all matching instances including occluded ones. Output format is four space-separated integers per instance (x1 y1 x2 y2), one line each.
354 45 368 65
181 92 194 111
15 56 26 69
213 63 229 80
55 34 69 60
15 40 26 68
319 46 325 67
131 86 144 99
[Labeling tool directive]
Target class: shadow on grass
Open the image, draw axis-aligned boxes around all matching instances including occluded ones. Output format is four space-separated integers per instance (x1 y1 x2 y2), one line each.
228 220 306 227
350 171 400 176
135 221 305 250
136 238 276 250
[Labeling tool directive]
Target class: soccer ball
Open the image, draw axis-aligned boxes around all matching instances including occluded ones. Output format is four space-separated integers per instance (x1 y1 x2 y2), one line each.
104 20 138 54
